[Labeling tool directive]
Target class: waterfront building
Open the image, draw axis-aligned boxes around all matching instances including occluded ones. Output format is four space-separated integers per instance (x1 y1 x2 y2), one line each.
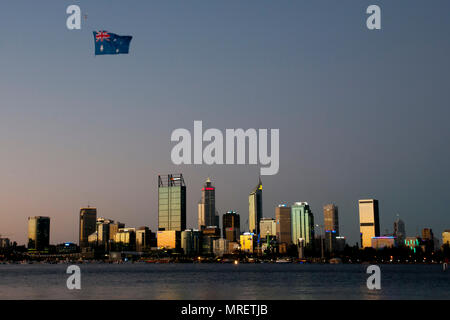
201 226 221 255
275 204 291 244
0 237 11 248
358 199 380 248
421 228 435 252
323 204 339 253
323 204 339 234
405 237 420 253
136 227 156 251
181 229 201 256
240 233 256 253
223 210 240 242
27 216 50 251
213 238 230 256
114 228 136 251
198 178 219 229
335 236 346 252
372 236 396 249
260 218 276 237
79 207 97 248
158 174 186 231
443 230 450 246
291 202 314 247
393 217 406 244
157 230 181 251
248 177 263 235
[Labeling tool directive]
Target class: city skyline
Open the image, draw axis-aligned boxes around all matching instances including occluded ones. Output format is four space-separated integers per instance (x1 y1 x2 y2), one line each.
3 173 447 247
1 1 450 246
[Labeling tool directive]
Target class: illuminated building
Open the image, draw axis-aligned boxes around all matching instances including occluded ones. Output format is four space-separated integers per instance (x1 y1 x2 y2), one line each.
27 216 50 251
275 204 291 244
323 204 339 253
240 233 256 253
198 178 219 229
79 207 97 248
260 218 276 237
405 237 420 253
291 202 314 247
158 174 186 231
372 236 396 249
114 228 136 251
323 204 339 235
248 178 263 235
443 230 450 246
157 230 181 251
358 199 380 248
223 210 240 242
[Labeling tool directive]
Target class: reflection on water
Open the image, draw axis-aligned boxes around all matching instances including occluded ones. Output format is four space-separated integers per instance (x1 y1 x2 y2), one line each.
0 264 448 300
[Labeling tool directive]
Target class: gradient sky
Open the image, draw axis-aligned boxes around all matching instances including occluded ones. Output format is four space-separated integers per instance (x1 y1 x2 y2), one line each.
0 1 449 246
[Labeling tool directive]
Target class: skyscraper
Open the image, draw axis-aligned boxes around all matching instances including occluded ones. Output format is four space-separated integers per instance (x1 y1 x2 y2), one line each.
198 177 218 229
27 216 50 251
222 210 240 242
323 204 339 253
79 207 97 248
275 204 291 244
158 174 186 231
291 202 314 247
358 199 380 248
248 177 263 235
323 204 339 235
393 217 406 244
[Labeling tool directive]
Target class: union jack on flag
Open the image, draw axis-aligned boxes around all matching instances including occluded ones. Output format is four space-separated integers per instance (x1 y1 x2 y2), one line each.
93 30 133 55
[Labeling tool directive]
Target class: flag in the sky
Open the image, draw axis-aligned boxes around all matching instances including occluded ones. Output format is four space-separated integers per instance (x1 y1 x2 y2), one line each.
93 31 133 55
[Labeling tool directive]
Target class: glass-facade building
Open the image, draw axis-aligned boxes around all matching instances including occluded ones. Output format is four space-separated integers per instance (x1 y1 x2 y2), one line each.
223 210 240 242
79 207 97 248
158 174 186 231
198 177 218 229
27 216 50 251
275 204 292 244
291 202 314 247
248 178 263 235
358 199 380 248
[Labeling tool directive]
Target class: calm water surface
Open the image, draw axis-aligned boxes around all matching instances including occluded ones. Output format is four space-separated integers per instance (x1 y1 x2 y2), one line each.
0 263 449 299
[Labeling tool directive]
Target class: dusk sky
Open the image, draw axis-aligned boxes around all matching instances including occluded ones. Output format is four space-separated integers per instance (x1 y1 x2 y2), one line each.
0 0 449 246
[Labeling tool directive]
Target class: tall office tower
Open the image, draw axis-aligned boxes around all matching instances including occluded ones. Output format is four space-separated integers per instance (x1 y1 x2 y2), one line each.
291 202 314 247
275 204 292 244
248 177 263 235
358 199 380 248
198 178 218 229
323 204 339 235
323 204 339 253
158 174 186 231
79 206 97 248
222 210 240 242
393 217 406 243
27 216 50 251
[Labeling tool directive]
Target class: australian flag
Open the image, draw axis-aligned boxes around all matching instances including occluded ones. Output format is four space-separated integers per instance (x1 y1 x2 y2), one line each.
93 31 132 55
